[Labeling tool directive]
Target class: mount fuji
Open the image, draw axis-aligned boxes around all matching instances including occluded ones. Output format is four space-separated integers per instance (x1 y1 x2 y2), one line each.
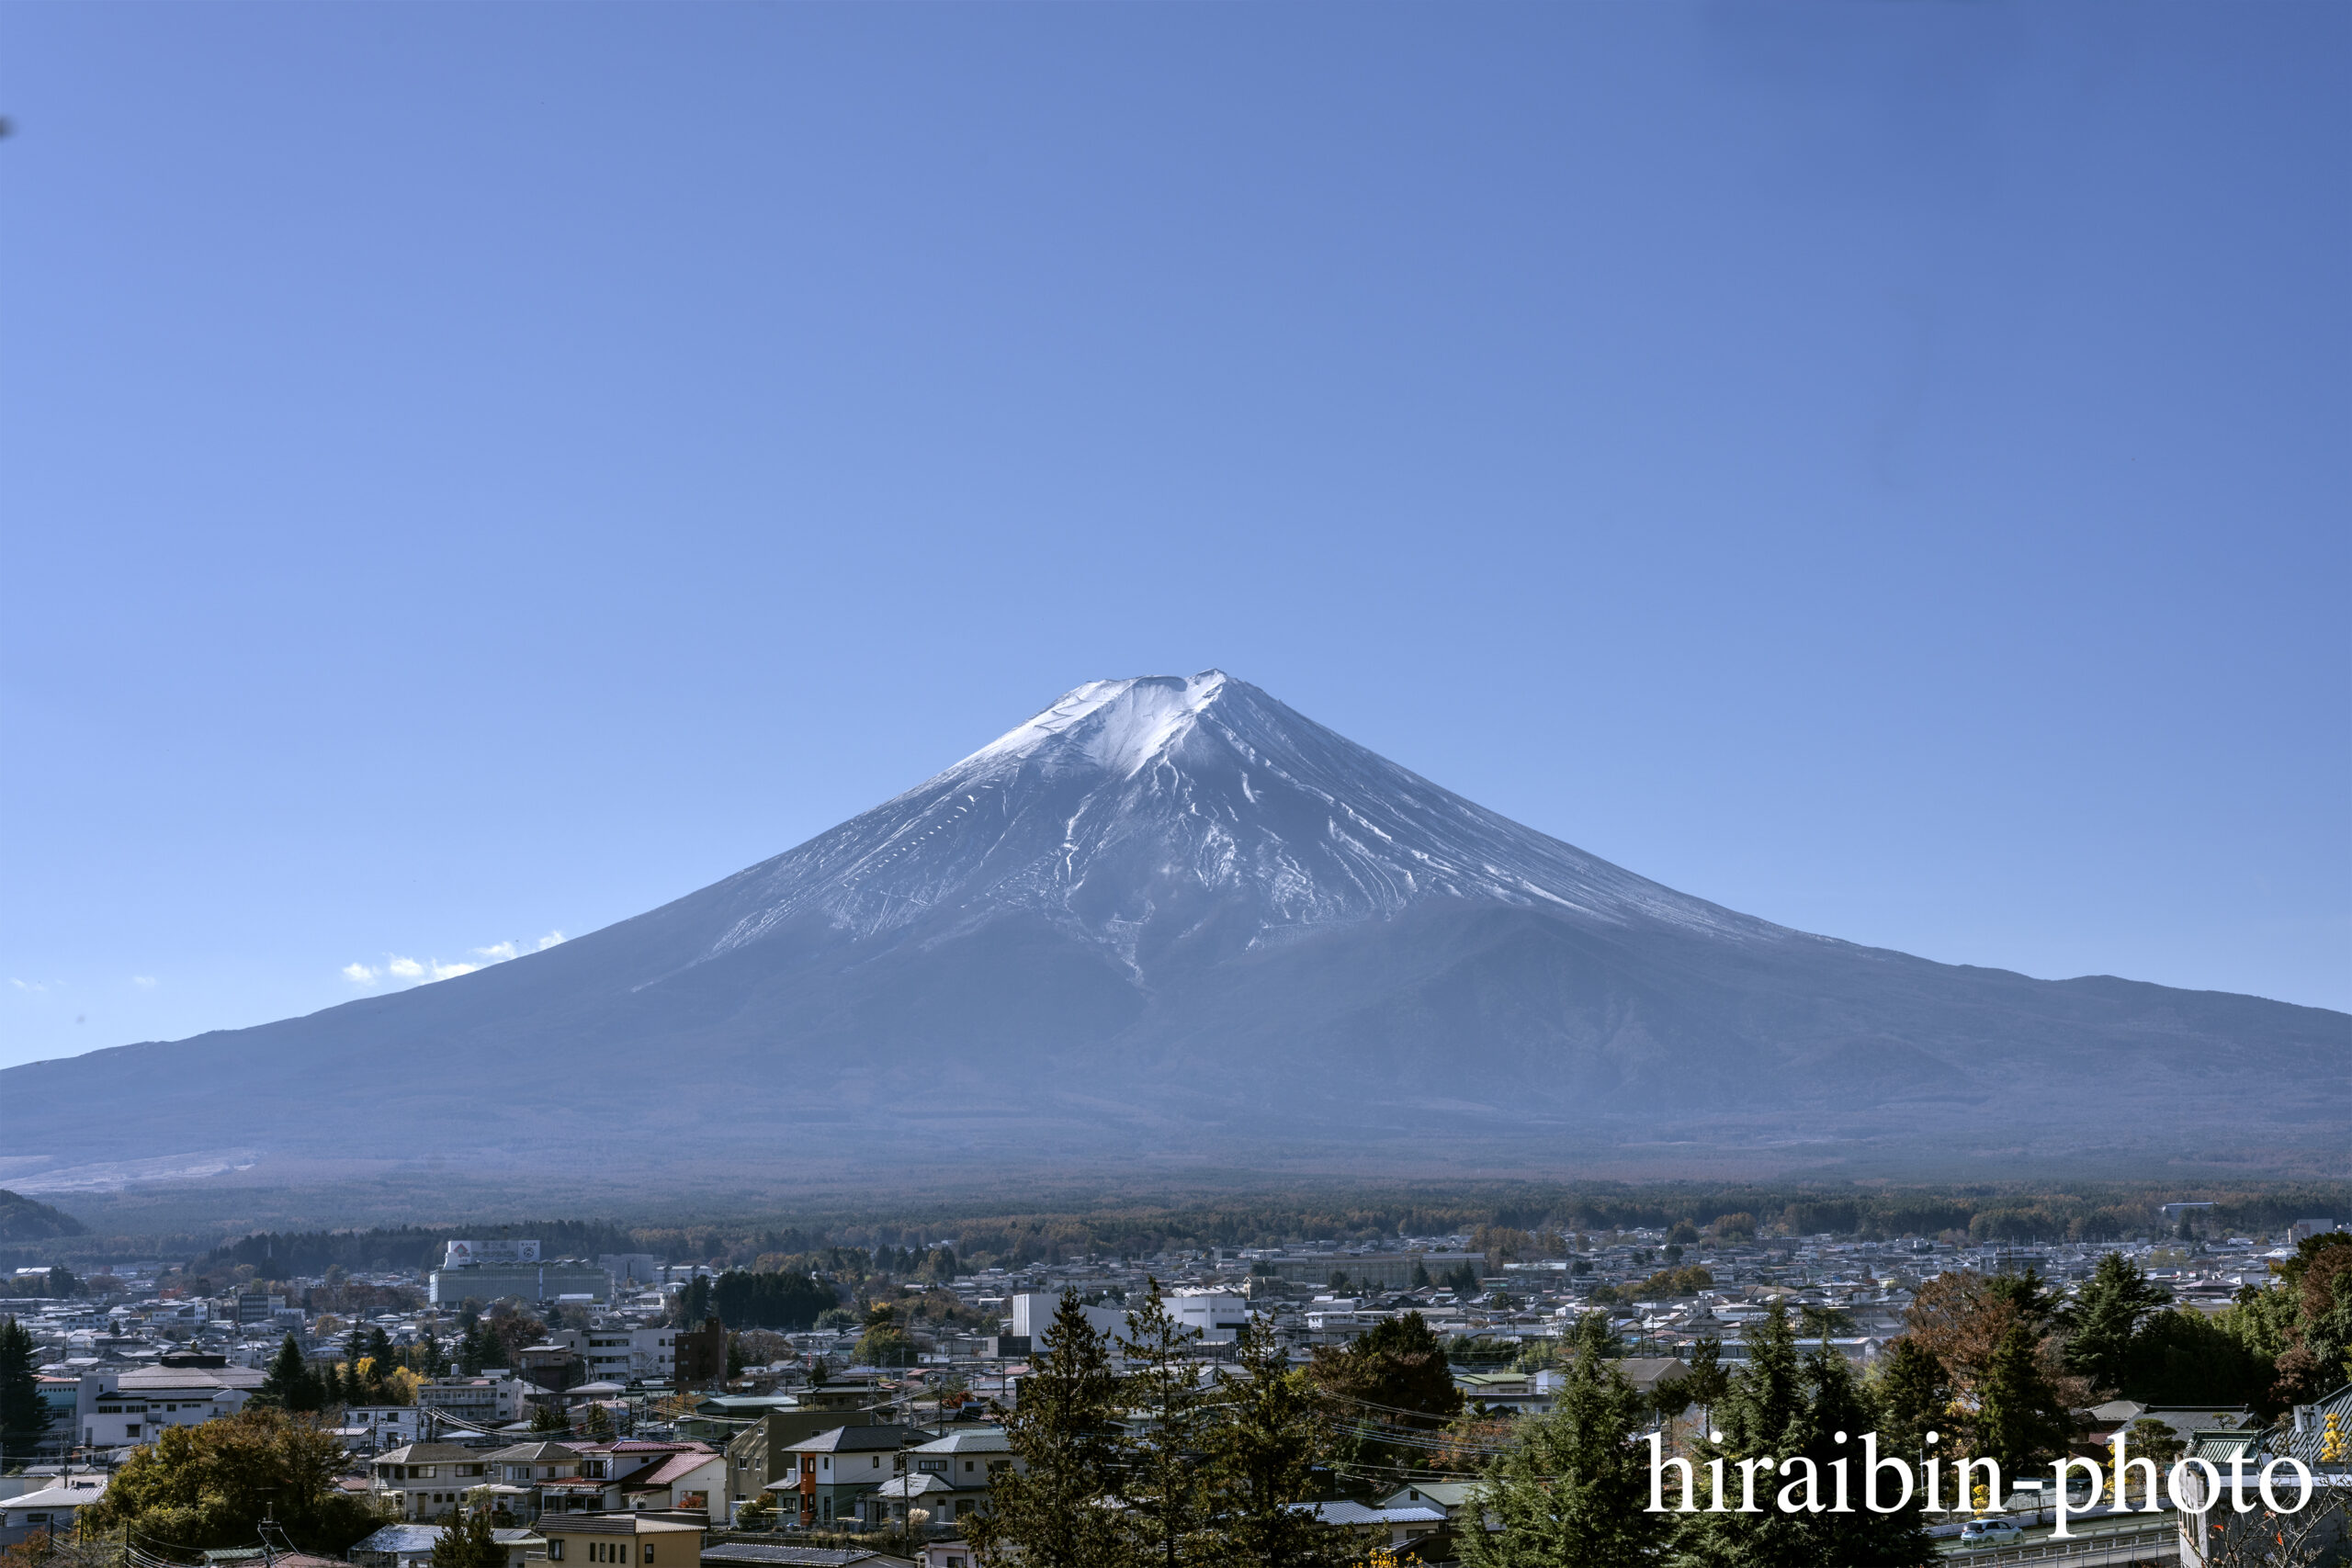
6 671 2344 1198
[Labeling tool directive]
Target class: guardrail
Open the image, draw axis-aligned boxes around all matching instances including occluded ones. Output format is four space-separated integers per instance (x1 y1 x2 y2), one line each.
1940 1522 2175 1565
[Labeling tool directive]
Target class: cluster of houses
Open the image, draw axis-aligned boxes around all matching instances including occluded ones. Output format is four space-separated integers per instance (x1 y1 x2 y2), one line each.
6 1224 2350 1566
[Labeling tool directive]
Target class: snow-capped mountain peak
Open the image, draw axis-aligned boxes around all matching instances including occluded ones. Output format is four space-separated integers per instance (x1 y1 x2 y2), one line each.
695 671 1773 967
960 670 1232 779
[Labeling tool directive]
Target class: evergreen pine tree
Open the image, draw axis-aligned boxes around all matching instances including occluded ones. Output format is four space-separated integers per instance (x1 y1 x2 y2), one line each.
1117 1282 1216 1568
344 1325 371 1403
1204 1316 1347 1568
678 1276 713 1328
1984 1269 2062 1336
1973 1323 2071 1483
0 1315 54 1465
1674 1303 1935 1568
366 1325 397 1371
1460 1313 1672 1568
319 1360 345 1407
1871 1336 1951 1466
1672 1337 1732 1433
429 1501 507 1568
1769 1344 1934 1567
967 1292 1135 1568
458 1314 488 1376
2061 1253 2172 1396
256 1333 320 1413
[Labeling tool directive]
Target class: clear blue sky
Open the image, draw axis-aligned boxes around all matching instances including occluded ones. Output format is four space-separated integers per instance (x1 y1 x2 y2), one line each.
2 3 2345 1071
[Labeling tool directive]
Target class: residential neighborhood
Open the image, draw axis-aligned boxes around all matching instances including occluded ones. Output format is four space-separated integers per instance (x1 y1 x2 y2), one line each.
6 1215 2350 1565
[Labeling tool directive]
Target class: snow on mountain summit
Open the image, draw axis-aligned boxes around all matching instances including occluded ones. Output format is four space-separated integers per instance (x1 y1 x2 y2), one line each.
960 671 1232 778
696 671 1776 967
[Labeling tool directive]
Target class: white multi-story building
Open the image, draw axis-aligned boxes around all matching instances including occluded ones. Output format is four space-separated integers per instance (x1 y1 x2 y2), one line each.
583 1326 675 1384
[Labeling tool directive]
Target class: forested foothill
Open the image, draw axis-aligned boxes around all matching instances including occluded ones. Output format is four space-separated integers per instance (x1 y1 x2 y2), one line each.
13 1177 2346 1272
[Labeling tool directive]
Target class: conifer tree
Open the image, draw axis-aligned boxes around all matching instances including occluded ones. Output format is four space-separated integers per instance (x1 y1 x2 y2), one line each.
1205 1316 1347 1568
1460 1313 1671 1568
2061 1253 2172 1396
1306 1309 1462 1473
458 1315 489 1376
430 1502 507 1568
256 1333 321 1413
1972 1323 2071 1483
1669 1337 1732 1432
1671 1303 1929 1568
1779 1343 1934 1567
677 1275 713 1328
1117 1282 1216 1568
1871 1336 1951 1465
968 1292 1134 1568
0 1315 54 1464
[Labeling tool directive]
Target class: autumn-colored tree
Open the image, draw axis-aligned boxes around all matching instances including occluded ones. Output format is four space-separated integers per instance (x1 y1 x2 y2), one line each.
1905 1270 2088 1411
2266 1235 2352 1409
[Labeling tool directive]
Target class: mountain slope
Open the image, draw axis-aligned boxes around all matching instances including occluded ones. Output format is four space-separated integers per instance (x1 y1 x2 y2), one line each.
4 671 2343 1194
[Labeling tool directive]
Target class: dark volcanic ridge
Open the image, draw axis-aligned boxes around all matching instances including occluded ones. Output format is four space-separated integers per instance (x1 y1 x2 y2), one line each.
6 671 2344 1194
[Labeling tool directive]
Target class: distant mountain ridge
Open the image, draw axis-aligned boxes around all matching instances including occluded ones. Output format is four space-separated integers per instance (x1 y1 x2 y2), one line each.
5 671 2344 1197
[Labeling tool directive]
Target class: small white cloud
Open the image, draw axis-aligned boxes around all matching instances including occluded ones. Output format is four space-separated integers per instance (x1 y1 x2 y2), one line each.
11 978 48 994
345 929 562 989
132 976 158 990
